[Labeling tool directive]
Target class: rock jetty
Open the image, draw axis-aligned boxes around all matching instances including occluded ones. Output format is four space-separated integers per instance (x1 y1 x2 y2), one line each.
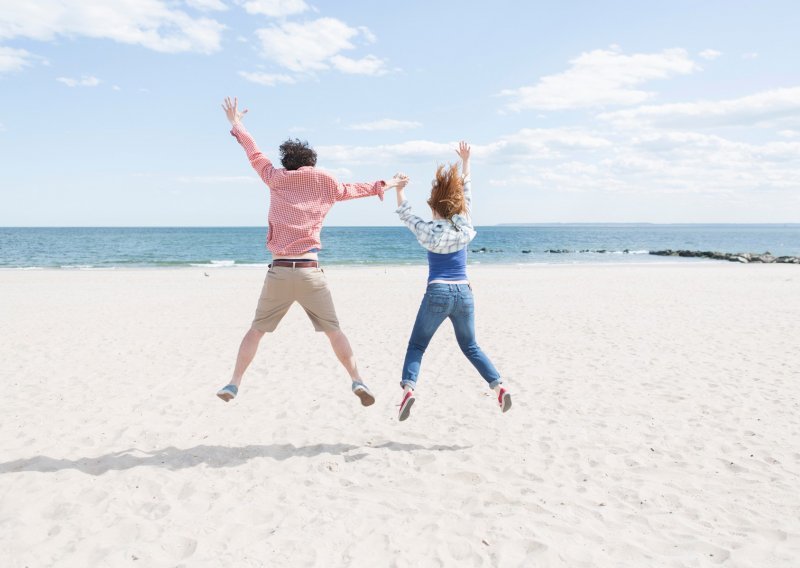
468 247 799 262
649 250 800 263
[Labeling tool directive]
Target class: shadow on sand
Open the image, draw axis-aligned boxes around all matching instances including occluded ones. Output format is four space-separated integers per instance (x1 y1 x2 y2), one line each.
0 442 471 476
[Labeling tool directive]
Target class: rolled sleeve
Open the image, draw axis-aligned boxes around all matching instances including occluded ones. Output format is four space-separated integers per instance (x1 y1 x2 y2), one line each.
335 180 386 202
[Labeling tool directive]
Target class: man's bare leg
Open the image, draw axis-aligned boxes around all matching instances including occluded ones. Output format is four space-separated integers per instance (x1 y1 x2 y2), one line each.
231 327 266 387
217 327 264 402
325 329 374 406
324 329 361 381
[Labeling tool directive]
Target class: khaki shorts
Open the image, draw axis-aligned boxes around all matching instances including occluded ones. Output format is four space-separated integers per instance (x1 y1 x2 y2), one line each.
251 266 340 332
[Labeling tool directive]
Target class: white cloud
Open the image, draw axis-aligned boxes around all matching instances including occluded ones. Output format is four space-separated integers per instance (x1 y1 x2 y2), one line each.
240 0 308 17
318 140 454 165
699 49 722 60
778 130 799 138
330 54 386 76
501 128 613 151
742 52 759 60
318 128 611 165
238 70 296 86
348 119 422 131
0 46 33 73
57 75 101 87
489 129 800 195
599 86 800 128
255 18 385 74
177 175 258 184
489 162 623 193
318 117 800 198
0 0 225 54
500 46 700 111
318 166 353 179
185 0 228 11
357 26 377 44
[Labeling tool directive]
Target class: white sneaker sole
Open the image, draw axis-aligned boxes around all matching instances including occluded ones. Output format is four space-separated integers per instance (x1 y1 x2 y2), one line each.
354 387 375 407
399 396 415 422
500 392 512 413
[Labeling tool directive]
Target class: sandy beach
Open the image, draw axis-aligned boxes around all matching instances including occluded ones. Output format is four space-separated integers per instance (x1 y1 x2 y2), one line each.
1 263 798 567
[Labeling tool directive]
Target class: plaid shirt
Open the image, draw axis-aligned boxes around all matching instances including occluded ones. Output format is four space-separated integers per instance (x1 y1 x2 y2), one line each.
230 122 386 256
396 176 477 254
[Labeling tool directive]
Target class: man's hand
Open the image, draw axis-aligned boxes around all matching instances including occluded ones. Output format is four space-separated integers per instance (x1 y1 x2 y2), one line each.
386 172 409 190
222 96 248 126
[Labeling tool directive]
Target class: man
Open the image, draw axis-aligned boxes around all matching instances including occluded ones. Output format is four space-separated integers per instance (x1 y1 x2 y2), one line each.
216 97 407 406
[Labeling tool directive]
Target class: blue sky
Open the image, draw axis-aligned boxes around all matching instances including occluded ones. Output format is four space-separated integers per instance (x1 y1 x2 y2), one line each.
1 0 799 226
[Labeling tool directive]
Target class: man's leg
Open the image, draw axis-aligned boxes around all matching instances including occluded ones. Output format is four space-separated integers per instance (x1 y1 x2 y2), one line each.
296 268 355 379
218 267 292 401
230 327 266 388
324 329 374 406
324 329 361 381
296 268 374 405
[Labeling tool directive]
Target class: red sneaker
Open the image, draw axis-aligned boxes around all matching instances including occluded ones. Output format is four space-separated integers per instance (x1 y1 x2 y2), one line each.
498 388 512 413
398 390 415 422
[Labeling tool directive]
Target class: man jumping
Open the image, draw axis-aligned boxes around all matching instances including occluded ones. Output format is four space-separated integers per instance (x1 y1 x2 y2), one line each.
216 97 407 406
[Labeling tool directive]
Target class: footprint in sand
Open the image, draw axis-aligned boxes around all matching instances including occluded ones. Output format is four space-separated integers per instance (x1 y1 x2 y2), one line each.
446 471 486 486
139 501 171 520
685 541 731 564
160 536 198 560
413 453 436 467
44 502 79 521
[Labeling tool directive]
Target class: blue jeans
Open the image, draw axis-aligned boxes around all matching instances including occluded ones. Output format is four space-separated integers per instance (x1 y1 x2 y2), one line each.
401 283 502 389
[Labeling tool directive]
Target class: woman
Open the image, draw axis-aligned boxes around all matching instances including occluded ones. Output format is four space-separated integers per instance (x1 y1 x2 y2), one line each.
394 141 511 421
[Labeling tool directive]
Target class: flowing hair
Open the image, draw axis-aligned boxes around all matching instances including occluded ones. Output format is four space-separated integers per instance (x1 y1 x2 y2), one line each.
427 163 465 220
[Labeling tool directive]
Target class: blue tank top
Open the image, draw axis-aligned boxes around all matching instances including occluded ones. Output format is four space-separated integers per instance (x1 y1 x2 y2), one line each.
427 247 468 282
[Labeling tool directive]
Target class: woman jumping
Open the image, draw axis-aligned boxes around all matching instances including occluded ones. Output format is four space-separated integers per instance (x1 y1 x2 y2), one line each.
394 141 511 421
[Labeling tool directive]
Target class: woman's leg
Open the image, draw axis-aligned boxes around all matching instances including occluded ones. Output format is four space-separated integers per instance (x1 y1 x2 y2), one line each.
401 292 451 389
450 289 502 388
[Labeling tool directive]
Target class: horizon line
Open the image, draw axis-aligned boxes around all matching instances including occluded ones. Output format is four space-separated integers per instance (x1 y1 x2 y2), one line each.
2 223 800 229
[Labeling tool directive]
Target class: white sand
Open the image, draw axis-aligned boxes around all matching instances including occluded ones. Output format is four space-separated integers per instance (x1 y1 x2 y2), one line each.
1 264 799 567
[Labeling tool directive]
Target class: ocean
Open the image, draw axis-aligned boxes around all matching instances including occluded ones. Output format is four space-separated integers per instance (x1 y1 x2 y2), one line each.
1 225 798 269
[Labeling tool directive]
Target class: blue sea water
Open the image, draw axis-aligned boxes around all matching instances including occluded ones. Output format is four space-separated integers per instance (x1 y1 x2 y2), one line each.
0 225 798 269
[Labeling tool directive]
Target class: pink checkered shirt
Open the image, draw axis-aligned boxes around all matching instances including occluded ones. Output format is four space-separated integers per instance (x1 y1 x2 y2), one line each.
230 122 386 256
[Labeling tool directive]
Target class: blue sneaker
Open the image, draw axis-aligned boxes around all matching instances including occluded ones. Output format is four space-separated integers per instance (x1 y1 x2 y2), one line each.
216 384 238 402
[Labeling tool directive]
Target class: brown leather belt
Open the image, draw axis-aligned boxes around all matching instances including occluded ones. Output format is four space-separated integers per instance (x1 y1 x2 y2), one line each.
270 260 319 268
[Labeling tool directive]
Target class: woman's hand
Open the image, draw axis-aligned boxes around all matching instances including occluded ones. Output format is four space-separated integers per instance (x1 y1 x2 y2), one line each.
386 172 409 190
455 141 470 161
222 96 248 125
455 141 470 177
388 172 409 207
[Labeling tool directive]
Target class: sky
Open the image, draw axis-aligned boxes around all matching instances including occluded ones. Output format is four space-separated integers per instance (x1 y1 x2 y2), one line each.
1 0 799 226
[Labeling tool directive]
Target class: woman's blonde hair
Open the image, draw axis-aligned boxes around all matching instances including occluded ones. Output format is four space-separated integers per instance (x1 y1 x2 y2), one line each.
427 163 465 219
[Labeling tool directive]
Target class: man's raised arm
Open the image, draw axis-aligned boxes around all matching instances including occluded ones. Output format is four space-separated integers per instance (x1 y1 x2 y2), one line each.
222 97 278 186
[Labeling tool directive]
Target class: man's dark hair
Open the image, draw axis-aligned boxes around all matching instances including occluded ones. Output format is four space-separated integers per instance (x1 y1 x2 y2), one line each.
279 138 317 170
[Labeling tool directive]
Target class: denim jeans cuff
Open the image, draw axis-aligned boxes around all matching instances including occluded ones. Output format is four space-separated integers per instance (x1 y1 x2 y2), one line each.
400 379 416 389
488 379 502 389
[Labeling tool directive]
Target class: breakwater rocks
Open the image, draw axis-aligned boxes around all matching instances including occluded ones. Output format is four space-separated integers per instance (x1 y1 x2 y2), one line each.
471 247 649 255
649 250 800 263
469 246 800 263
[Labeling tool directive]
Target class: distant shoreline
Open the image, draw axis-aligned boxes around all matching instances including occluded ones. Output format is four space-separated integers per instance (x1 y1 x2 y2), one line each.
2 223 800 229
496 222 800 227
